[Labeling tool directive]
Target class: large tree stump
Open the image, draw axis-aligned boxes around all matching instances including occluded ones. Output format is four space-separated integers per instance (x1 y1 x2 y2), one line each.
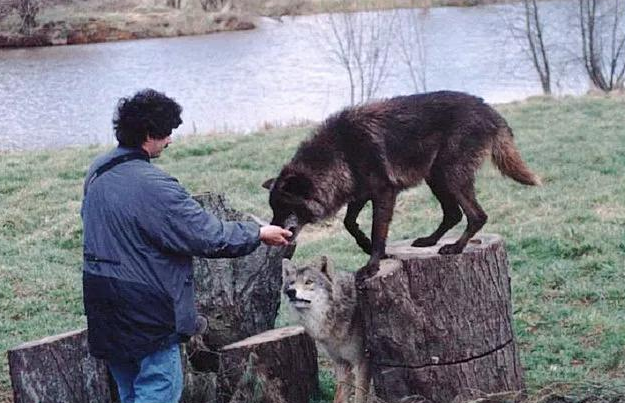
218 326 319 403
7 328 111 403
361 234 525 403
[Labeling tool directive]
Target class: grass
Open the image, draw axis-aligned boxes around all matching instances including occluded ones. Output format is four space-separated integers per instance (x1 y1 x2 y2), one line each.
1 94 625 402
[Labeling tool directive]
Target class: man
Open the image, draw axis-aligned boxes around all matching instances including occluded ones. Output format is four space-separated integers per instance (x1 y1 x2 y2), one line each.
81 89 291 403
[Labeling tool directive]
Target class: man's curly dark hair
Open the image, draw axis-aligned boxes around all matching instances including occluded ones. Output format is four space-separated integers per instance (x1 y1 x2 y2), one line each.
113 89 183 147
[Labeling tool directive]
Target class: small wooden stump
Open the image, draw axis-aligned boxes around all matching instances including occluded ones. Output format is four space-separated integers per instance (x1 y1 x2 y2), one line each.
218 326 319 403
7 328 111 403
361 234 525 403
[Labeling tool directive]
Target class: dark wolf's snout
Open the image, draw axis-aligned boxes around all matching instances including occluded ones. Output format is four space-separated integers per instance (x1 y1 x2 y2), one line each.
272 214 301 242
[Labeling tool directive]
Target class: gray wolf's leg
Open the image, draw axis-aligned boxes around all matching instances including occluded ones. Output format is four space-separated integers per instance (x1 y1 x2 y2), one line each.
333 361 354 403
412 173 462 247
439 175 487 254
344 199 372 255
353 359 371 403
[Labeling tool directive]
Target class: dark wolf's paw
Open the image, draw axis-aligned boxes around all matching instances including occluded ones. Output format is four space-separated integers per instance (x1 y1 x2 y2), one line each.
412 236 438 248
438 243 466 255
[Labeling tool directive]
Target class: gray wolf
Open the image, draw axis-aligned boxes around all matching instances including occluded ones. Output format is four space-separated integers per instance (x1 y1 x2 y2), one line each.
282 256 370 403
264 91 540 279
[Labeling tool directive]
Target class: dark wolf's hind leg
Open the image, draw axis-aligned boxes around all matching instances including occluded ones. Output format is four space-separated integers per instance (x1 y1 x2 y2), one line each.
439 175 487 255
412 174 463 248
344 199 372 255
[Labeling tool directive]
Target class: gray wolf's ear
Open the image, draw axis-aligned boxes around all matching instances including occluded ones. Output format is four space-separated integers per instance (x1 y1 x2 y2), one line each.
262 178 276 190
319 255 334 281
282 258 295 275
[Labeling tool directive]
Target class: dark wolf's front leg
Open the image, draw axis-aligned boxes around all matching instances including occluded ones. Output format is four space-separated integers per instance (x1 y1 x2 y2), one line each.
357 191 397 282
344 199 372 255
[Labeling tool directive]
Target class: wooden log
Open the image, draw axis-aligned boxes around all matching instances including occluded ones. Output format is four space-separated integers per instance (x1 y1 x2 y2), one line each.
7 328 111 403
218 326 319 403
361 234 525 403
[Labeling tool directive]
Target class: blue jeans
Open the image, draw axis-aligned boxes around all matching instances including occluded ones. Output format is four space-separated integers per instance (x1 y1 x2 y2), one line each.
108 343 183 403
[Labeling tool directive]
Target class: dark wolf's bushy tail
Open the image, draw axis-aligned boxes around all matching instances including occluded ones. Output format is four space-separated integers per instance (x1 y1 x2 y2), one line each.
492 127 542 186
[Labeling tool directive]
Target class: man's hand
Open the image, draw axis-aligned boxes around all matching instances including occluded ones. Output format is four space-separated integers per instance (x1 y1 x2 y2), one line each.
259 225 292 246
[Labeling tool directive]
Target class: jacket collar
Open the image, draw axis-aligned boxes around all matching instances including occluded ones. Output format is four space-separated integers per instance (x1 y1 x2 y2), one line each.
116 145 151 162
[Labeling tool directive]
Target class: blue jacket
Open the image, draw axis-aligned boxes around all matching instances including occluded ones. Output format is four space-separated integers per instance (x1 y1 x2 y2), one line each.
81 146 261 362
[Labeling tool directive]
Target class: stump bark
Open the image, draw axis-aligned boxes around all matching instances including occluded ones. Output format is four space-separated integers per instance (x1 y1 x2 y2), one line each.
361 234 525 403
7 328 111 403
218 326 319 403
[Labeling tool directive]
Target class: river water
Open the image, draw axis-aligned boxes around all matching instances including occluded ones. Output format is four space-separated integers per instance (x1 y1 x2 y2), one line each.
0 1 585 151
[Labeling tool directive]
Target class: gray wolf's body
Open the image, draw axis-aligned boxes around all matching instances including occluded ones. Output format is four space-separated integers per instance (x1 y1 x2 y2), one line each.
282 257 369 403
265 91 540 279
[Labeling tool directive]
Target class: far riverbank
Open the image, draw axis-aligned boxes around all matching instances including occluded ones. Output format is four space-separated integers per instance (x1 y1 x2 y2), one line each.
1 0 520 48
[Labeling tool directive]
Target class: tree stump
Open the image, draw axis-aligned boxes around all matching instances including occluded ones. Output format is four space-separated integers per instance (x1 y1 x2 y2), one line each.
218 326 319 403
188 192 296 374
181 192 297 403
360 234 525 403
192 193 296 347
7 328 111 403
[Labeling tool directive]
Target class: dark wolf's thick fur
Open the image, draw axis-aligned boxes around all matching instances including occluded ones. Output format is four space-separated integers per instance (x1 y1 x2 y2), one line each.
264 91 540 278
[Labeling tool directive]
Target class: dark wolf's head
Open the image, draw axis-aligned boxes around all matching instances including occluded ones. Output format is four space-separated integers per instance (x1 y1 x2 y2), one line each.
262 166 328 240
282 256 335 311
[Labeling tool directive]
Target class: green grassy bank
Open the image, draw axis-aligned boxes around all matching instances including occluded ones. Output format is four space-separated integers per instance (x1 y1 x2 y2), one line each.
1 95 625 402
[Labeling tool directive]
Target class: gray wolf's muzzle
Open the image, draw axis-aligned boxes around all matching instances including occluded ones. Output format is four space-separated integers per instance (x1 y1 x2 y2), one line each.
285 288 310 304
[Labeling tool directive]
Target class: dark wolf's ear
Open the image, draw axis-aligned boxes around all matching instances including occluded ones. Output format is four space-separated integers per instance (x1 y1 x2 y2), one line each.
280 174 313 198
262 178 276 190
319 255 335 281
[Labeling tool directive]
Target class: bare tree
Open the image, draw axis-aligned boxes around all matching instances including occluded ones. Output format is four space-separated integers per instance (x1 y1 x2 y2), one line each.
167 0 182 9
0 0 41 34
500 1 554 95
523 0 552 94
395 8 428 93
578 0 625 91
199 0 228 12
324 6 397 105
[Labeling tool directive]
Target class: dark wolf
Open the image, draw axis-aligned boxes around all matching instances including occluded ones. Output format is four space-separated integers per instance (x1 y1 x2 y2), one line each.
263 91 540 278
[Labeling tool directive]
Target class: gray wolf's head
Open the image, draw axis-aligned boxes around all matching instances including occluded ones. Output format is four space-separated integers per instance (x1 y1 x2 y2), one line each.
282 256 335 310
262 168 327 240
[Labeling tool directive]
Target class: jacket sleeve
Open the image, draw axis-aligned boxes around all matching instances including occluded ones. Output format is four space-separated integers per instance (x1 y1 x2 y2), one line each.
139 174 261 258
